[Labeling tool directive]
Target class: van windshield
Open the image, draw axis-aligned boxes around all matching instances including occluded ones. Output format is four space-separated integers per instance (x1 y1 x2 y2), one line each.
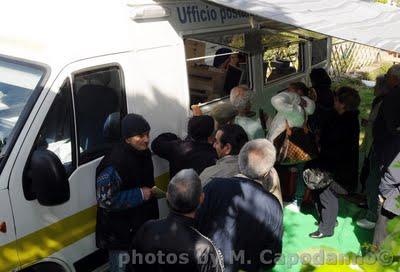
0 59 44 154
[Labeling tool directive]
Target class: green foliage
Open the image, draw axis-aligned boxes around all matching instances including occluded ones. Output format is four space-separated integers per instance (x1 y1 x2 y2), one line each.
393 161 400 169
359 62 392 81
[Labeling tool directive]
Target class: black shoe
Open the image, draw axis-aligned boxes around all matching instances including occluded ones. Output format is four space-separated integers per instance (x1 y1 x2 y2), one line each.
309 231 332 239
314 220 338 227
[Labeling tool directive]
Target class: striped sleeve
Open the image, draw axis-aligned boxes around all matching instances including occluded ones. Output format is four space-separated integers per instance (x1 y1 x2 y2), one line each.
96 166 144 209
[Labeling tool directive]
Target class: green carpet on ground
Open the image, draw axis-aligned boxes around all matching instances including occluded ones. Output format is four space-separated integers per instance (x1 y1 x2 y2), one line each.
271 199 374 272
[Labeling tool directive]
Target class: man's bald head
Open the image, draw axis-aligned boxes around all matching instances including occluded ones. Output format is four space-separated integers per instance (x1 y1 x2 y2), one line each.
230 85 252 113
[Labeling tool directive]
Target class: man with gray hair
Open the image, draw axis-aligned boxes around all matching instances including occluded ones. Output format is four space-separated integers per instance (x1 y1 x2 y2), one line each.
372 64 400 245
230 85 265 140
197 139 283 272
237 139 283 206
132 169 224 272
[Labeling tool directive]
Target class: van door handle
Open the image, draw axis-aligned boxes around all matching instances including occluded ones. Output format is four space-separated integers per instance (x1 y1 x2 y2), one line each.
0 221 6 233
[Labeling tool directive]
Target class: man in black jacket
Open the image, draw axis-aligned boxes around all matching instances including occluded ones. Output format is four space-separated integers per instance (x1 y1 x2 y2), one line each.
132 169 224 272
197 139 283 272
151 116 217 177
373 64 400 171
95 114 159 272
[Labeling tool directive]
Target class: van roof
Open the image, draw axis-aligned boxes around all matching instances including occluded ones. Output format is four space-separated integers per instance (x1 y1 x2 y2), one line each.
0 0 138 68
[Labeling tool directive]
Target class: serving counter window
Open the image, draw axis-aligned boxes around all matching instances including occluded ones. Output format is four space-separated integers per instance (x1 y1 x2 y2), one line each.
185 36 250 105
263 41 304 84
311 38 328 65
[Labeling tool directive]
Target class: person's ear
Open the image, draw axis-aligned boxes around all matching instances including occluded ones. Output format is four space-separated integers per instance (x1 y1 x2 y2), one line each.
199 192 205 205
224 143 232 155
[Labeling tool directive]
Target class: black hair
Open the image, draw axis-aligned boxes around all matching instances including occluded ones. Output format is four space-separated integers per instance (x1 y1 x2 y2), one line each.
335 86 361 111
213 48 232 68
289 82 310 97
310 68 332 87
218 124 249 155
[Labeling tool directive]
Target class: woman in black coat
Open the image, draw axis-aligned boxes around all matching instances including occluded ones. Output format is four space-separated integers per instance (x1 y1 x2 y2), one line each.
309 87 361 238
308 68 335 133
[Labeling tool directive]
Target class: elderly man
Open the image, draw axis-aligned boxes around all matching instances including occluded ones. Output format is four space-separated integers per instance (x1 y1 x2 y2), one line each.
373 64 400 171
230 85 265 140
200 124 248 186
372 64 400 245
209 102 238 129
197 139 283 272
132 169 224 272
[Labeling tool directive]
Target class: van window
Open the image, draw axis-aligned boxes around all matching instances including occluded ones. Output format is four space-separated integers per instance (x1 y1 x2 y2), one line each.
34 79 75 175
185 36 250 105
264 42 304 84
73 66 126 164
0 59 44 156
311 38 328 65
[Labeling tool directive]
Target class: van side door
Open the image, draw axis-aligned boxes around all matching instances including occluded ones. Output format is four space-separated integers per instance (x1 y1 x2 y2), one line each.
8 55 129 270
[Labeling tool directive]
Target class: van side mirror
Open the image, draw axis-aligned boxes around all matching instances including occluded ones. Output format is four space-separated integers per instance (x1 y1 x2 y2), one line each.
24 150 70 206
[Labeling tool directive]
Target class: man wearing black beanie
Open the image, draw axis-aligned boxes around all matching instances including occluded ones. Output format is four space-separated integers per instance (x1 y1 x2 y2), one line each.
95 113 159 272
152 115 217 178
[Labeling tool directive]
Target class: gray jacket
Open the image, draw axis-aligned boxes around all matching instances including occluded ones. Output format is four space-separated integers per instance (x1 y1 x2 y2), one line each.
200 155 239 187
379 152 400 215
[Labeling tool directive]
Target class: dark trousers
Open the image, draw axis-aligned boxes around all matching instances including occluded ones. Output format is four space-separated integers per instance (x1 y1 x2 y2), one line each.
365 151 381 222
314 182 347 235
373 203 396 247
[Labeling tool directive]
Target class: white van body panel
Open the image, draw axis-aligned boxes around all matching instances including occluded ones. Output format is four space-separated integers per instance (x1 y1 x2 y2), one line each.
0 189 19 271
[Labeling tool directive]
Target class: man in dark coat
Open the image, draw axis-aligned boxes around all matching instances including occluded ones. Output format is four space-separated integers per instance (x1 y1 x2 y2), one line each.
132 169 224 272
373 64 400 171
372 64 400 246
196 139 283 272
309 87 360 238
95 114 159 272
151 116 217 177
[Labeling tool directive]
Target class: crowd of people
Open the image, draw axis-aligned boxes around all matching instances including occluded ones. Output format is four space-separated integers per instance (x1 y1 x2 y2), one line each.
94 65 400 271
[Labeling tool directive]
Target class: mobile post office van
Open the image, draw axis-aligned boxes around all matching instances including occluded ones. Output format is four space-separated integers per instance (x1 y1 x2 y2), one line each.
8 0 396 270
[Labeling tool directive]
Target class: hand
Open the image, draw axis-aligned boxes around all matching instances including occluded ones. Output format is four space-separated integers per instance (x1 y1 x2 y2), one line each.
191 104 203 116
309 88 317 101
378 195 385 205
141 187 153 201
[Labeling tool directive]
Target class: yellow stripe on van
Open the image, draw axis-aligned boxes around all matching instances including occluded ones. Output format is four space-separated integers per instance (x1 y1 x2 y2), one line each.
0 173 170 271
0 241 20 271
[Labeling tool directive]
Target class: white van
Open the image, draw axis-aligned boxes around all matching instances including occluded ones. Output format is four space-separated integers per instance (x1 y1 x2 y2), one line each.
0 0 330 271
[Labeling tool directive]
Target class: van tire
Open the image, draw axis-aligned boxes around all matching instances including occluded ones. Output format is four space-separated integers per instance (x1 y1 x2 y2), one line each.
21 262 66 272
